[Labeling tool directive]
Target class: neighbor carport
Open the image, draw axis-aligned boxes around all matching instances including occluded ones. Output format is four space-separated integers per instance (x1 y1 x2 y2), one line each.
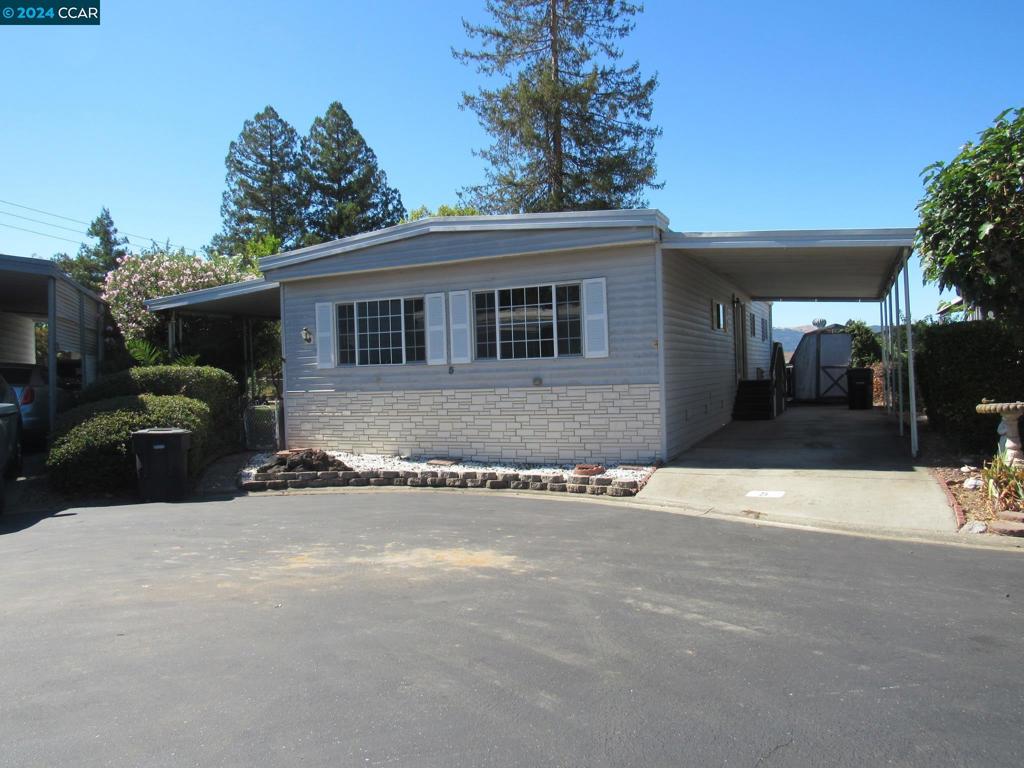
0 253 104 436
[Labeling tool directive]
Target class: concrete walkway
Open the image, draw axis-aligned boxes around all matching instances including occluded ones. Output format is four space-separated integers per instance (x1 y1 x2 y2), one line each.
638 405 956 533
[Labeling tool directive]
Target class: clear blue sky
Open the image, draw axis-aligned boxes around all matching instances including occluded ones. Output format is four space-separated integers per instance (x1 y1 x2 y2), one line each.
1 0 1021 327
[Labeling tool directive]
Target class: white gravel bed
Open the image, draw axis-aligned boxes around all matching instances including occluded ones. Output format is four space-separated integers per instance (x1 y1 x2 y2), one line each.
240 450 654 484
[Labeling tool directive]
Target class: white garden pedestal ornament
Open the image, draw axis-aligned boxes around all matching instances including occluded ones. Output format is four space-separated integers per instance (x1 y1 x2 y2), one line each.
976 401 1024 466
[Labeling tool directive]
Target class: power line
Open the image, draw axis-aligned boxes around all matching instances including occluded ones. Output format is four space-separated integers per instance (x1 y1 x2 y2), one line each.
0 221 87 247
0 209 93 236
0 208 165 253
0 208 171 252
0 197 201 253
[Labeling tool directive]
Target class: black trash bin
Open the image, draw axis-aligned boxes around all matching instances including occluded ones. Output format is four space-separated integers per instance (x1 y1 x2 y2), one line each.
846 367 873 410
131 428 191 502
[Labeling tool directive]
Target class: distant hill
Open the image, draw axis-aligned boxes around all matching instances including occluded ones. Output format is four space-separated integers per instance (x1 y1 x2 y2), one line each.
773 324 880 353
772 326 811 353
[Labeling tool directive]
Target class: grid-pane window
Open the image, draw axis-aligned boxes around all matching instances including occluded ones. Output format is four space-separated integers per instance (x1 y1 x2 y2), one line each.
498 286 554 359
750 312 757 338
337 303 356 365
556 284 582 356
403 298 426 362
761 317 767 341
474 292 498 360
356 299 404 365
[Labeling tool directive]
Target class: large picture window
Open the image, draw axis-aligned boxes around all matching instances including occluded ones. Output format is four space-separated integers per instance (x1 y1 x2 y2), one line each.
336 296 425 366
473 282 583 361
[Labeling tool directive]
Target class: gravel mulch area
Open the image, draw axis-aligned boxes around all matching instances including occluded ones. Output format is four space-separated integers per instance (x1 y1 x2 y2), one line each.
916 422 997 532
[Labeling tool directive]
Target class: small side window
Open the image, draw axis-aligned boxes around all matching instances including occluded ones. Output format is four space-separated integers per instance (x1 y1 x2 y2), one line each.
750 312 757 338
711 301 726 331
761 317 767 341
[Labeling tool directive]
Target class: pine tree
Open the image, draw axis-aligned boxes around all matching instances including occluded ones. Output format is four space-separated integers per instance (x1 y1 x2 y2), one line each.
53 207 129 292
455 0 662 213
219 106 304 252
301 101 405 244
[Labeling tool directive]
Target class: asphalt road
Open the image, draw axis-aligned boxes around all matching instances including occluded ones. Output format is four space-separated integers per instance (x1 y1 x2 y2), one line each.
1 491 1022 767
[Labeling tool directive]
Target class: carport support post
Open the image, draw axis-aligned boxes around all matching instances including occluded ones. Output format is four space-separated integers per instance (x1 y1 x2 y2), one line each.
894 269 904 436
887 289 896 414
879 302 889 411
47 276 57 444
167 311 177 357
903 254 919 457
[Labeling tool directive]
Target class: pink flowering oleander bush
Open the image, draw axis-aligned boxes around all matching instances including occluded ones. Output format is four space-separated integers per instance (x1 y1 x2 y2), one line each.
103 249 258 340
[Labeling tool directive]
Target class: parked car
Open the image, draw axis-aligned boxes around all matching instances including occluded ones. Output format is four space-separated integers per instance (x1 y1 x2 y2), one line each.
0 363 54 449
0 373 25 514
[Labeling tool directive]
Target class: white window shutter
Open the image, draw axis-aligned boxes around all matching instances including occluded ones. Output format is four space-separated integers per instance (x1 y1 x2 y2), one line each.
314 302 335 369
425 293 447 365
582 278 609 358
448 290 471 364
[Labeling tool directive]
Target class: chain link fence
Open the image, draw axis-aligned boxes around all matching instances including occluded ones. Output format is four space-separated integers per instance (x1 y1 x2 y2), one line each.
242 399 282 451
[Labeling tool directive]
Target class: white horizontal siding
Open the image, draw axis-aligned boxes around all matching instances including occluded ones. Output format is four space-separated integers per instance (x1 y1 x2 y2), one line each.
0 312 35 364
54 280 80 354
282 245 659 393
662 252 763 459
744 301 773 376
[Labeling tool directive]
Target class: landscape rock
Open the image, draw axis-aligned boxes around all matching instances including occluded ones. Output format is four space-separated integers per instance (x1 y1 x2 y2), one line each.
959 520 988 534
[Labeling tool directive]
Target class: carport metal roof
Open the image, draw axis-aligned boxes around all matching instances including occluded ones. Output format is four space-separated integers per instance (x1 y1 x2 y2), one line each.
0 252 103 318
144 277 280 318
661 228 916 301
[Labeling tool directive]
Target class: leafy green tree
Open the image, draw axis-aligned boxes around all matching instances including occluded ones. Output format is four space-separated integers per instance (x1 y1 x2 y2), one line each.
53 207 129 292
454 0 662 213
218 106 304 252
404 203 483 222
917 107 1024 324
844 319 881 367
301 101 405 244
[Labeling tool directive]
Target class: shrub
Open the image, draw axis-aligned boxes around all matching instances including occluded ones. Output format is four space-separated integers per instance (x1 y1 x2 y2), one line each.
47 395 210 493
77 365 240 450
916 320 1024 451
54 395 153 439
79 365 238 411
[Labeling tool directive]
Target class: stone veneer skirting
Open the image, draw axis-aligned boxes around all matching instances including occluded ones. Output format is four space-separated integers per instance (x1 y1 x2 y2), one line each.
285 384 662 464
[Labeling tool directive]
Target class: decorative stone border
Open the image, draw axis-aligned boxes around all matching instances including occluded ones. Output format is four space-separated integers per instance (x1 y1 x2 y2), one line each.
239 469 642 498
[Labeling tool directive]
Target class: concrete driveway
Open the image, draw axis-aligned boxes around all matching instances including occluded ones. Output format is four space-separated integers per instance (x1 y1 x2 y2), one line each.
2 492 1021 767
639 405 955 533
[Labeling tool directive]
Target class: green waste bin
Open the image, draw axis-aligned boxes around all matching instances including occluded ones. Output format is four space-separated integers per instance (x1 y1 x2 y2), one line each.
131 428 191 502
846 368 873 410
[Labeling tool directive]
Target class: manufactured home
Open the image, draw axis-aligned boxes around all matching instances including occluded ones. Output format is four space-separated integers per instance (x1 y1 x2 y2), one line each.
147 210 916 463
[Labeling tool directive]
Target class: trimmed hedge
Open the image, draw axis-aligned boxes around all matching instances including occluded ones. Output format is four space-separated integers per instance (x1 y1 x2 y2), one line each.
47 395 211 493
77 365 240 450
916 320 1024 451
79 365 238 412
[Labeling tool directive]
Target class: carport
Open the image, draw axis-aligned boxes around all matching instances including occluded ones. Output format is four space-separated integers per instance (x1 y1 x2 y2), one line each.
647 228 952 531
0 253 104 435
662 228 920 455
144 277 280 400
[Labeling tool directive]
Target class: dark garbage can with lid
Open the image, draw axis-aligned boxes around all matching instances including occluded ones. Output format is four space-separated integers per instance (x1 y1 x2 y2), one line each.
131 428 191 502
846 368 873 410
